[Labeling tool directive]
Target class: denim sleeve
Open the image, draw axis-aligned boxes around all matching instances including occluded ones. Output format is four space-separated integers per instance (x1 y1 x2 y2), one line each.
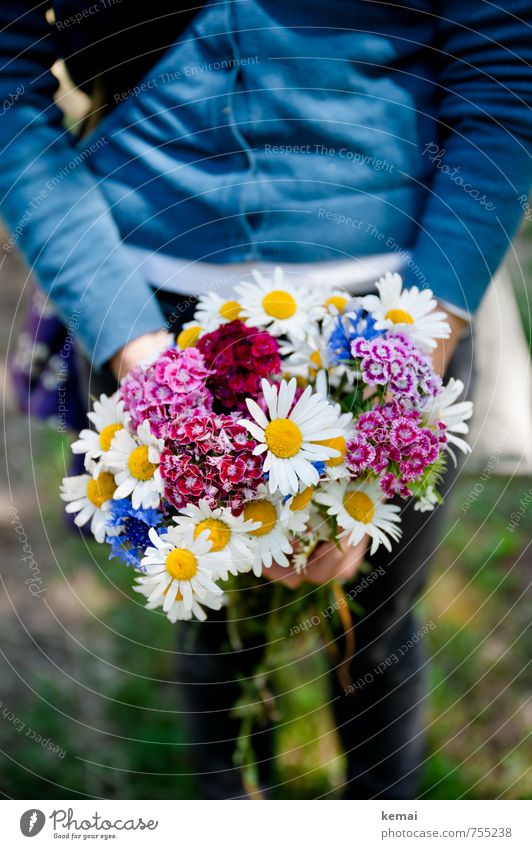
0 1 166 368
405 0 532 314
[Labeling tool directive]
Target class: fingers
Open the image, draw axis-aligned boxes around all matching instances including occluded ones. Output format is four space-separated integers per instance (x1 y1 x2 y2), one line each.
302 537 368 585
263 562 303 588
307 540 343 567
110 330 170 380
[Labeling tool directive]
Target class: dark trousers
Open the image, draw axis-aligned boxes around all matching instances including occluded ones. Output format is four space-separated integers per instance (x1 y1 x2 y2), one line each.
83 290 473 800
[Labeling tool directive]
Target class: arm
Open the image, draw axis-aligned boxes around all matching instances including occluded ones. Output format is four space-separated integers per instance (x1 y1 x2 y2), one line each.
404 0 532 317
0 1 166 370
284 2 532 588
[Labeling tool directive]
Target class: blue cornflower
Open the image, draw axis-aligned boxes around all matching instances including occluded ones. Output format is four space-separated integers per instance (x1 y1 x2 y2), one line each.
312 460 327 478
328 309 383 365
106 499 164 569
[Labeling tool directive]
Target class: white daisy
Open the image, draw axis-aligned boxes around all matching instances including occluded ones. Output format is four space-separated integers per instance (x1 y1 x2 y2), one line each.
60 468 117 542
241 486 293 576
105 420 164 509
133 576 225 622
282 485 332 541
358 272 450 351
239 378 343 496
290 529 322 574
281 485 314 534
413 485 440 513
315 289 358 334
280 332 334 384
193 291 243 333
236 267 317 339
315 479 402 554
71 391 128 472
172 499 259 580
422 377 473 461
138 525 223 612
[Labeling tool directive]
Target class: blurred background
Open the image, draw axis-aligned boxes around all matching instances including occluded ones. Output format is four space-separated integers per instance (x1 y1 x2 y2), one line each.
0 67 531 801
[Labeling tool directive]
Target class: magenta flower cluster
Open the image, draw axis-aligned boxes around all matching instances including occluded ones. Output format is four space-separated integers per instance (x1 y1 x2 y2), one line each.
159 413 263 512
345 402 446 498
351 333 441 403
119 347 213 437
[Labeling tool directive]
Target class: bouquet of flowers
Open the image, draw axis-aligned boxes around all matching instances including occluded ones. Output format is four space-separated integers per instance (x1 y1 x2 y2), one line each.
61 270 473 623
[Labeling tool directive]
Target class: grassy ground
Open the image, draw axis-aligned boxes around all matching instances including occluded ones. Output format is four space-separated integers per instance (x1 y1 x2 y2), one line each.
0 231 530 800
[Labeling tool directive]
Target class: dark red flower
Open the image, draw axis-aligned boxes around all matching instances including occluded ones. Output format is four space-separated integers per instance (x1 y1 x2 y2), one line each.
196 321 281 411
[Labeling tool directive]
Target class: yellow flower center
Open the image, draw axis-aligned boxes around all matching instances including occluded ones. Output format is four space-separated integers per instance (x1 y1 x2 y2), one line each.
343 491 375 524
310 350 322 369
86 472 116 507
99 422 123 451
290 486 314 512
127 445 158 481
385 308 414 325
243 500 277 537
262 290 297 320
325 295 347 313
264 418 303 458
165 548 198 581
316 435 346 467
219 300 242 321
177 325 202 349
194 518 231 552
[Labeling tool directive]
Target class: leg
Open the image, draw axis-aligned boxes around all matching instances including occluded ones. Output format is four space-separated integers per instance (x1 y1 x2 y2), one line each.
329 329 474 799
175 606 275 799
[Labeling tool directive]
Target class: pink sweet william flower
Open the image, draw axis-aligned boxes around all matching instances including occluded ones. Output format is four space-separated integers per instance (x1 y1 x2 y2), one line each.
219 456 247 485
345 400 442 496
380 472 413 499
350 332 441 405
400 454 426 481
345 435 376 472
176 465 204 497
358 410 385 434
120 346 213 437
390 417 419 446
159 411 262 511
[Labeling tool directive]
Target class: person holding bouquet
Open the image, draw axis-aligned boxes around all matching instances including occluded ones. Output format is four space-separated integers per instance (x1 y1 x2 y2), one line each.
1 0 531 799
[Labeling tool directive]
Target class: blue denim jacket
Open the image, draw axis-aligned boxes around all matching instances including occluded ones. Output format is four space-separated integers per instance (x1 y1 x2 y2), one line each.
1 0 531 366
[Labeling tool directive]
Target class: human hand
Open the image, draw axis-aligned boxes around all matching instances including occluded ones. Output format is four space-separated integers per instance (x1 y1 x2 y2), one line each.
110 330 170 381
303 536 368 585
432 304 467 377
263 535 368 589
263 560 305 588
